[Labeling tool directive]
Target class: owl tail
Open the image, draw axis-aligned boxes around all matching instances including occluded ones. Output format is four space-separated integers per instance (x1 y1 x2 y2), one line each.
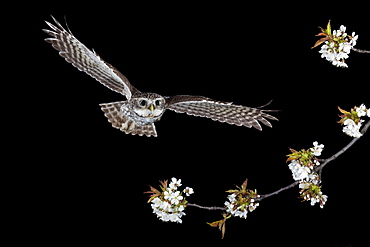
99 102 158 137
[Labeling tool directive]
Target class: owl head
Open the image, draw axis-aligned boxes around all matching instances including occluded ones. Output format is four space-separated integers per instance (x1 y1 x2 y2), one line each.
131 93 166 119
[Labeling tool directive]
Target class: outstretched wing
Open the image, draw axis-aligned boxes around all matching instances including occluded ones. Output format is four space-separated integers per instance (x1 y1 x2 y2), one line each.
166 95 278 131
43 16 139 99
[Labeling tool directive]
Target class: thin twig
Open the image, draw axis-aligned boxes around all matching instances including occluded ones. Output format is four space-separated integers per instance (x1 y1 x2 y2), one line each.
317 120 370 178
187 203 225 210
351 47 370 53
256 181 299 200
316 137 358 177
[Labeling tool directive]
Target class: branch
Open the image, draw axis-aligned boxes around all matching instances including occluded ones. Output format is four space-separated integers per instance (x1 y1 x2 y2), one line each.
361 118 370 134
186 120 370 208
257 181 298 200
258 119 370 201
317 119 370 176
316 137 357 178
351 47 370 53
187 203 225 210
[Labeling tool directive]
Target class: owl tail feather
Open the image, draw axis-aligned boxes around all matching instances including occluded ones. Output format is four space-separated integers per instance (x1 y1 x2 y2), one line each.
99 102 158 137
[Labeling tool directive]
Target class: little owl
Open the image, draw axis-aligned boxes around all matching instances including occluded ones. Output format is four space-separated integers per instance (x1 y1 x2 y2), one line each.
43 16 278 137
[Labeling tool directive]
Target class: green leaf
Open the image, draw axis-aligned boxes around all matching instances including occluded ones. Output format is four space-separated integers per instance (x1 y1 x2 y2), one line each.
326 20 331 35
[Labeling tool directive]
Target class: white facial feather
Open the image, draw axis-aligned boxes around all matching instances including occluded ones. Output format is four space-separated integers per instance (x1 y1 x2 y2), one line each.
134 98 165 118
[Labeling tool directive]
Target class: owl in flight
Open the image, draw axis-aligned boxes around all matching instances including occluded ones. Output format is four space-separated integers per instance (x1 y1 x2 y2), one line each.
43 16 278 137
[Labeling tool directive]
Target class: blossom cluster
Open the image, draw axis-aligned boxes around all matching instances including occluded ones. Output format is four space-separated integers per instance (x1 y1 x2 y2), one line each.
338 104 369 138
224 180 260 219
287 142 328 208
146 178 194 223
299 181 327 208
224 193 259 219
313 21 358 68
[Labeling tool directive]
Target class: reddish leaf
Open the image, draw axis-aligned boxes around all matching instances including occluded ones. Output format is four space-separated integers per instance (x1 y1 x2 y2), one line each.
312 37 329 49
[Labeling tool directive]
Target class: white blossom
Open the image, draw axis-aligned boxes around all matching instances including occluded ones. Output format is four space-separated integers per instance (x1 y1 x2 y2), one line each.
309 193 328 208
350 32 358 46
310 197 319 206
169 213 183 223
161 201 172 211
356 104 367 117
236 208 248 219
288 160 311 181
160 212 170 222
170 191 183 205
308 173 319 184
151 197 162 208
288 143 328 208
318 25 358 68
310 141 324 156
299 182 328 208
224 193 259 219
177 205 185 212
248 203 259 212
183 187 194 196
342 119 363 137
320 195 328 208
164 189 172 200
149 177 193 224
169 177 182 189
299 181 311 190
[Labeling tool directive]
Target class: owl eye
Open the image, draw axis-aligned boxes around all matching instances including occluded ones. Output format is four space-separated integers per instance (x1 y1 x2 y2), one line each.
138 99 147 107
155 99 162 106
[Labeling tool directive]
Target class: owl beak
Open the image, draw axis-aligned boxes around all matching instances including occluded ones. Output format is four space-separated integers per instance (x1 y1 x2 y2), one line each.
149 104 155 111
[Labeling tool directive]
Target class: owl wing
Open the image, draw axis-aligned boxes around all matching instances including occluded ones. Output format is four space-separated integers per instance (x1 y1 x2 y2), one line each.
166 95 278 131
43 16 139 99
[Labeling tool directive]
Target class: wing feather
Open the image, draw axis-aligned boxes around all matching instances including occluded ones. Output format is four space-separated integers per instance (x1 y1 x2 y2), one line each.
43 16 139 99
99 102 157 137
166 95 278 131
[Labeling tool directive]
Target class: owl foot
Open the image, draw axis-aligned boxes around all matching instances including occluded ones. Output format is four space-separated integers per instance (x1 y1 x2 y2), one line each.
100 101 158 137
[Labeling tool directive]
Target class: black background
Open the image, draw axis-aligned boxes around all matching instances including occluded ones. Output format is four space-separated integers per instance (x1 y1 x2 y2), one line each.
14 2 369 246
